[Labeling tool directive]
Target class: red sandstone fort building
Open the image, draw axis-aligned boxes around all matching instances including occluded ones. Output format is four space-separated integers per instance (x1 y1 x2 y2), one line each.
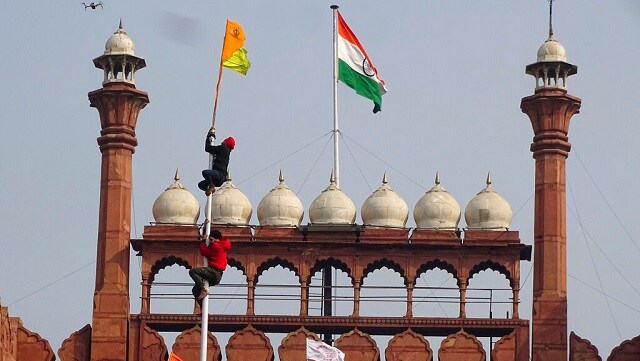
1 13 639 361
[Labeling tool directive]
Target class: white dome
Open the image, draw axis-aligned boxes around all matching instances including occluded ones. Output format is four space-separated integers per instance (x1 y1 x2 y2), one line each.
464 173 512 231
536 36 567 62
209 171 252 225
309 172 356 225
257 170 304 227
413 172 461 230
152 170 200 224
361 173 408 228
104 21 136 56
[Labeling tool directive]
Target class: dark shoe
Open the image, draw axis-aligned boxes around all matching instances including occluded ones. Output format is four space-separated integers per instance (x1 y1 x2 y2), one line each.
198 180 208 192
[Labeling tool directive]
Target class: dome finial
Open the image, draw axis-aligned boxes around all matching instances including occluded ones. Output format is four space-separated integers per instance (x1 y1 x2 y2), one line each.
119 18 123 30
435 171 441 185
174 168 180 181
382 172 388 184
486 172 492 186
548 0 554 39
279 169 284 183
330 169 336 185
227 169 233 182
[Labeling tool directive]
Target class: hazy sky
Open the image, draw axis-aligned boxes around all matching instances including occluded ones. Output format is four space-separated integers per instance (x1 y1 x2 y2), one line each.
1 1 639 358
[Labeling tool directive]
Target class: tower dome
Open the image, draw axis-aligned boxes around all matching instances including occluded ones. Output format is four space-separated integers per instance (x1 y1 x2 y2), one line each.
361 173 408 228
152 170 200 224
309 171 356 225
93 21 146 86
536 37 567 62
210 171 252 225
464 173 512 231
525 4 577 91
413 172 461 230
257 170 304 227
104 20 136 56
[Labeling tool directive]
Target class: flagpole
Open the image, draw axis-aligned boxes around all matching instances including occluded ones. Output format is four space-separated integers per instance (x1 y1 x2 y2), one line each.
200 23 228 361
211 26 228 130
321 5 340 347
199 195 212 361
331 4 340 188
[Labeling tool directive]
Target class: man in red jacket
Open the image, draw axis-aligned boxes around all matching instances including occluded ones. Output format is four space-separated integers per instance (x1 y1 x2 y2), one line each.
189 227 231 303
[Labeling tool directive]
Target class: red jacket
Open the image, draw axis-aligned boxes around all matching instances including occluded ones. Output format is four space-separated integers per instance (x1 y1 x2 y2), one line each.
199 238 231 271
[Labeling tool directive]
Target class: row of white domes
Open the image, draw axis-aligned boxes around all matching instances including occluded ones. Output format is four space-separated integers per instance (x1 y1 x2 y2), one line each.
152 170 512 231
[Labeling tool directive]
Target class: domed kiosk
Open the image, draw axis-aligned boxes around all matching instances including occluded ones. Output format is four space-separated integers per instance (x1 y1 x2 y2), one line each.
361 173 408 228
464 173 512 231
151 169 200 224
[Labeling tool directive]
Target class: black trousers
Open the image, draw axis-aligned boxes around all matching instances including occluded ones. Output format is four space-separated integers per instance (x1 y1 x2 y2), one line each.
198 169 226 191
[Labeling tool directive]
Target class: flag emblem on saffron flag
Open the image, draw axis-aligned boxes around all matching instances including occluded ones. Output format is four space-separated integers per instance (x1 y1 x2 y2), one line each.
337 11 387 113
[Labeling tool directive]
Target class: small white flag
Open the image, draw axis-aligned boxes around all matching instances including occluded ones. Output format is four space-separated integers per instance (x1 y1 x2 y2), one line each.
306 339 345 361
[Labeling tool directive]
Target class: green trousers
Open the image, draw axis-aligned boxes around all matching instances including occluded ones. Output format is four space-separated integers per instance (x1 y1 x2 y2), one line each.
189 267 223 298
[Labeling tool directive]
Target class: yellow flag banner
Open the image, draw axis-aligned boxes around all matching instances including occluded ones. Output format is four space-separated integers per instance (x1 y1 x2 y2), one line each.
223 48 251 75
221 19 246 63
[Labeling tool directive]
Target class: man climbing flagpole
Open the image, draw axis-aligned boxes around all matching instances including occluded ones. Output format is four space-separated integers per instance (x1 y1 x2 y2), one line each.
197 18 250 361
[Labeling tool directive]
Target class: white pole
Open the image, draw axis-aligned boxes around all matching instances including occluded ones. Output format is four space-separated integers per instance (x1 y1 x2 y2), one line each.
200 151 214 361
331 4 340 188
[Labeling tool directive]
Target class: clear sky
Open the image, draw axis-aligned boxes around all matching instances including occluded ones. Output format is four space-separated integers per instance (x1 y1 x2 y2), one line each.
1 0 639 359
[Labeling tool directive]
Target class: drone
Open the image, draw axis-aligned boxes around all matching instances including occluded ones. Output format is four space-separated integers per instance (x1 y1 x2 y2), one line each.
82 2 103 10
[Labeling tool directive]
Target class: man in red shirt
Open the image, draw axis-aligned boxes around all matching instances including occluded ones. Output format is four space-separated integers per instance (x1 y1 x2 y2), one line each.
189 227 231 303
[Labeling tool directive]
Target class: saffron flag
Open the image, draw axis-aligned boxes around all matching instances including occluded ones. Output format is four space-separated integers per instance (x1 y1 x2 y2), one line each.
168 352 184 361
306 339 345 361
221 19 251 75
337 11 387 113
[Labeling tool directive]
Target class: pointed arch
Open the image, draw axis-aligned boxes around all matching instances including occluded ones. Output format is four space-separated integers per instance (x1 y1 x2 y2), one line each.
362 258 407 285
468 260 514 288
414 259 459 285
227 256 248 283
149 256 190 283
255 256 300 283
308 257 353 285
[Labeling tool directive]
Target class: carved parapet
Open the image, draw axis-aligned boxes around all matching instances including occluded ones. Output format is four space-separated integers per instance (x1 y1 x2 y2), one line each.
1 306 15 360
569 332 601 361
172 326 220 361
139 326 167 361
385 328 432 361
334 328 380 361
16 323 55 361
608 335 640 361
409 230 461 245
226 325 273 361
438 330 485 361
58 324 91 361
492 331 516 361
277 327 319 361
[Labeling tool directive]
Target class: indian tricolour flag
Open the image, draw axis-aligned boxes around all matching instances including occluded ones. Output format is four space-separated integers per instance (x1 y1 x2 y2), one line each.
337 11 387 113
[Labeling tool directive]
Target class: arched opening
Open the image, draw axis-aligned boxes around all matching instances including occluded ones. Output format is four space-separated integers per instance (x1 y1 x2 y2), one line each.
308 267 353 317
254 264 300 315
151 264 194 314
466 268 512 319
360 266 406 317
210 265 247 315
413 268 459 318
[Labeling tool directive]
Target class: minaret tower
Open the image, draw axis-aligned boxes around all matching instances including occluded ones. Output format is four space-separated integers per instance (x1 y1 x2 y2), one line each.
520 3 581 360
88 22 149 360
